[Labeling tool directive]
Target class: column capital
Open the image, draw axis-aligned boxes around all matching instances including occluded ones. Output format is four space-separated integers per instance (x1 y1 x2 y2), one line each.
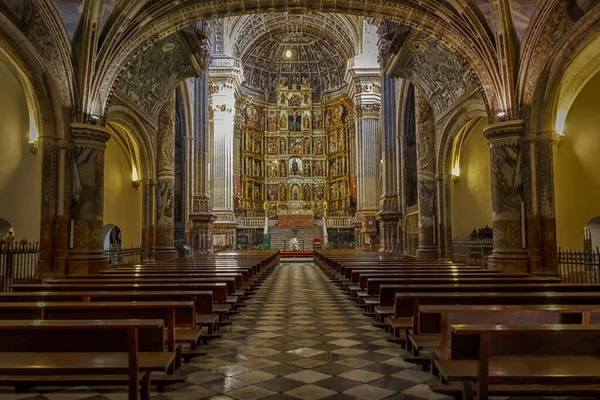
70 123 110 147
483 120 525 143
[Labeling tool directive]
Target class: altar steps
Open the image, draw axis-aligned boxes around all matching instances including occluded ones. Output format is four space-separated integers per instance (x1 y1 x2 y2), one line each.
269 227 322 250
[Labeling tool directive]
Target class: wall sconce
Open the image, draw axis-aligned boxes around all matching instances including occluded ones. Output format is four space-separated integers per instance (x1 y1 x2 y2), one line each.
131 165 141 190
451 164 460 183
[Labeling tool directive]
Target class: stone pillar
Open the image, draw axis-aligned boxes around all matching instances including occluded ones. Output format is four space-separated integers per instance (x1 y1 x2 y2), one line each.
141 179 156 261
191 73 216 253
437 174 453 259
484 120 529 272
377 72 402 252
154 94 178 260
415 92 439 259
209 56 243 250
66 123 110 275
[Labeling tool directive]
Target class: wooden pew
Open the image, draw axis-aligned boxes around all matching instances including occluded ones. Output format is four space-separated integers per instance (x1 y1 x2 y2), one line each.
409 304 600 368
0 319 182 399
0 290 221 335
432 324 600 400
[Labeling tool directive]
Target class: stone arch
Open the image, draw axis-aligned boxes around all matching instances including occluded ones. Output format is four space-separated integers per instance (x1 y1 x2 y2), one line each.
91 2 500 120
526 1 600 133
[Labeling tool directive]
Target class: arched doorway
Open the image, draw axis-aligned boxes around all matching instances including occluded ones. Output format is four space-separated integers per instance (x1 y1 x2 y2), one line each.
103 224 122 251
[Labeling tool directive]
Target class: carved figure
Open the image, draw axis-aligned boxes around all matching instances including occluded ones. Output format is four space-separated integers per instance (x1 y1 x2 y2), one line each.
303 137 311 154
304 161 311 177
279 184 287 201
280 160 287 177
304 184 311 201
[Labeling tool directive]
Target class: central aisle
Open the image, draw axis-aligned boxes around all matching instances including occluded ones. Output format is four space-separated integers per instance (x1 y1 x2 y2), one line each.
173 261 445 400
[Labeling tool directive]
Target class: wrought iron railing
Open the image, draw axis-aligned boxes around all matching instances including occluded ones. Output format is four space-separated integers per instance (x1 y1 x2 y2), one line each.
451 239 493 268
0 242 39 291
558 247 600 283
104 245 143 269
325 217 354 228
238 217 265 228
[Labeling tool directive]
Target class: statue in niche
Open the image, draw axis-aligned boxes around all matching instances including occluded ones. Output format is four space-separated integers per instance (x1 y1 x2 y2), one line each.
248 184 253 199
304 92 311 104
280 92 286 105
268 138 278 154
304 161 311 177
255 184 261 201
303 115 310 130
313 161 323 176
255 160 261 176
338 158 344 175
303 137 311 154
329 136 337 152
314 185 324 201
280 137 286 153
267 185 278 201
313 138 324 155
331 183 338 200
268 162 277 178
340 183 346 198
313 111 323 130
289 158 302 176
279 184 287 201
268 112 278 131
338 132 345 150
280 160 287 177
303 184 311 201
292 185 300 201
330 160 337 177
280 113 287 129
289 94 302 107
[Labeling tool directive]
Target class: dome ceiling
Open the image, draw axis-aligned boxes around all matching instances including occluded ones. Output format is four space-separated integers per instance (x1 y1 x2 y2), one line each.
232 13 357 94
242 30 347 93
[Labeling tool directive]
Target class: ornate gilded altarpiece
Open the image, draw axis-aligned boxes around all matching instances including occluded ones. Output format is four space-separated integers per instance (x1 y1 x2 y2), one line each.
237 82 353 217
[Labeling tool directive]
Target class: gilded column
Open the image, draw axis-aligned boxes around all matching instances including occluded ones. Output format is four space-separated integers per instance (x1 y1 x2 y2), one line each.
66 123 110 275
154 94 178 260
209 56 243 251
484 120 529 272
415 92 439 259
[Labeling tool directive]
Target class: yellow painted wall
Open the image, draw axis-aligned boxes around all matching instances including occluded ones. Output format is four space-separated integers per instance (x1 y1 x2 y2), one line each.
103 139 142 247
555 71 600 250
451 123 493 238
0 62 41 242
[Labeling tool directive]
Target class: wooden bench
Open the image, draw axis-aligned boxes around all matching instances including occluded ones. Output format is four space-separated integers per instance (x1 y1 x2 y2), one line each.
0 319 183 399
432 324 600 400
0 290 221 335
410 304 600 368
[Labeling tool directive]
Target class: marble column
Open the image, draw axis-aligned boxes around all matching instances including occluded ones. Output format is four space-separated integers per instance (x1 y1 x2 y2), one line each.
66 123 110 275
191 73 216 253
484 120 529 272
154 94 178 260
415 92 439 259
141 179 156 261
209 57 243 250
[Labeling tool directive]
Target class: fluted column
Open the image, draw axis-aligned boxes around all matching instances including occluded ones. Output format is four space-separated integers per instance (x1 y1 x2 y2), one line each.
66 123 110 275
415 92 439 259
484 120 529 271
209 56 243 251
191 72 216 253
154 94 178 260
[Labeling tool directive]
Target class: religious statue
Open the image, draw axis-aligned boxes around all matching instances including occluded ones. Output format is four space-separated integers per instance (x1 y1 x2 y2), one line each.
303 115 310 130
267 185 278 201
313 111 323 130
329 136 337 152
331 183 338 200
268 162 277 178
280 92 286 105
280 113 287 129
339 183 346 198
290 159 301 176
268 138 277 154
303 137 310 154
292 185 299 201
279 184 287 201
303 184 311 201
338 132 345 150
303 92 310 104
280 137 286 153
314 185 324 201
268 113 278 131
338 158 343 175
313 161 323 176
330 160 337 176
5 231 14 250
313 138 323 154
280 160 287 177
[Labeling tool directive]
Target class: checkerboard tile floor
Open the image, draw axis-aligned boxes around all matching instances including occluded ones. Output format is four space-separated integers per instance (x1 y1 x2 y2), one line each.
0 262 581 400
